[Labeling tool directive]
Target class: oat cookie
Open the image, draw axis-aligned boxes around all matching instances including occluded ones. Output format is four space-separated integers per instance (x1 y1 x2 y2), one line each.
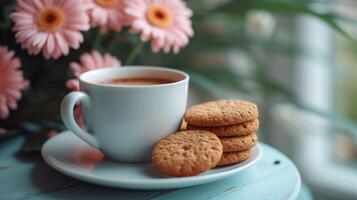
152 130 223 177
184 99 258 126
220 133 257 152
217 149 251 166
186 119 259 137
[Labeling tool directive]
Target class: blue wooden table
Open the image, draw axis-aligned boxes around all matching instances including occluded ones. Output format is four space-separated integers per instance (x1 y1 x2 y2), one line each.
0 135 311 200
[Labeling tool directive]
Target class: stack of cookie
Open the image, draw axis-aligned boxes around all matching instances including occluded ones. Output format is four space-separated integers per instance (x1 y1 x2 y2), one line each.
183 99 259 166
152 99 259 177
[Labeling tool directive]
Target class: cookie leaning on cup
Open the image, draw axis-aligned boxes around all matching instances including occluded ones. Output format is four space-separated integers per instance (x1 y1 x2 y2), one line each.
152 130 223 177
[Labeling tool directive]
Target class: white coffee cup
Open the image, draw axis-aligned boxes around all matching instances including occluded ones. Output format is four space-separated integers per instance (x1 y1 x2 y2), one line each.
61 66 189 162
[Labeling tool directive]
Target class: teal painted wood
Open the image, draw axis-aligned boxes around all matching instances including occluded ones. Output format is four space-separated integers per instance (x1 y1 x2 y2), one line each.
0 136 302 200
297 183 313 200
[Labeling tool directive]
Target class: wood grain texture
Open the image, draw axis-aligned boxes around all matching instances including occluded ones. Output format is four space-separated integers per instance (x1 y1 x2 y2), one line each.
0 136 302 200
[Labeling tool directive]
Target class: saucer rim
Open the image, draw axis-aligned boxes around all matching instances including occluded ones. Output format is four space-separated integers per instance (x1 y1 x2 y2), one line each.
42 131 262 189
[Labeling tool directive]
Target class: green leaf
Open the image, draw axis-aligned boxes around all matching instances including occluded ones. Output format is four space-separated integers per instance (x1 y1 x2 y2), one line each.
331 13 357 27
1 0 16 28
289 99 357 138
250 0 357 44
187 70 233 98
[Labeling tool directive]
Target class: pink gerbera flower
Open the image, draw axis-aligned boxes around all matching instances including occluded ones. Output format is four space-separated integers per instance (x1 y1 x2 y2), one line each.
85 0 126 32
125 0 194 54
10 0 90 59
0 46 29 119
66 50 121 91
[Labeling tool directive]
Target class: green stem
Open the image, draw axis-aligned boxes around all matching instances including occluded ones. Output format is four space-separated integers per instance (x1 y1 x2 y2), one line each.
92 28 102 50
124 41 144 65
105 32 118 51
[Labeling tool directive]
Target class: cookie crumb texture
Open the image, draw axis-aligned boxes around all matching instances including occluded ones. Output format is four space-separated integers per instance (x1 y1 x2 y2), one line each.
220 133 257 152
184 99 258 126
152 131 223 177
217 149 251 166
186 119 259 137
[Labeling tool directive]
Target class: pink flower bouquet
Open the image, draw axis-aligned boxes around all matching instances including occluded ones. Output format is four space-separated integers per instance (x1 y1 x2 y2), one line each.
0 0 193 134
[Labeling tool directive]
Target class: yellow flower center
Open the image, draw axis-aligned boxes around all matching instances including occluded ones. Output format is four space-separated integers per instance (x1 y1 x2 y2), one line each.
37 7 64 31
146 5 172 28
95 0 118 8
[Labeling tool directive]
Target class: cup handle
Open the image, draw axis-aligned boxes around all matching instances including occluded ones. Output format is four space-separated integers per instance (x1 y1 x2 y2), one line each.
61 91 100 148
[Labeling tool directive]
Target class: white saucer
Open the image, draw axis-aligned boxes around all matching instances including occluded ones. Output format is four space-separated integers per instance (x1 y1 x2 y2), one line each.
42 131 262 190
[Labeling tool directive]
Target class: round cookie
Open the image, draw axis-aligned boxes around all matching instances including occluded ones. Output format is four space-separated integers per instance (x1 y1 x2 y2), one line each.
217 149 251 166
186 119 259 137
184 99 258 127
220 133 257 152
152 130 223 177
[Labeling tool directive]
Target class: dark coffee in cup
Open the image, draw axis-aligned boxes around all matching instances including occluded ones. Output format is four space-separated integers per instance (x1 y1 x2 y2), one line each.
101 77 176 86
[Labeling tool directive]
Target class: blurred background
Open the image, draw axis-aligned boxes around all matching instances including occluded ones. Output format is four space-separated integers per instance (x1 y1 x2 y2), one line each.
1 0 357 199
152 1 357 199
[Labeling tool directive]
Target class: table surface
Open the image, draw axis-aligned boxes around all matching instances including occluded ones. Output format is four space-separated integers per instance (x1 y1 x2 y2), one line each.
0 135 304 200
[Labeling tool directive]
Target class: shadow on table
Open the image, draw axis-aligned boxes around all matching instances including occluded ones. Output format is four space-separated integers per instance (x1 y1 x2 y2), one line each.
29 159 80 192
27 159 172 199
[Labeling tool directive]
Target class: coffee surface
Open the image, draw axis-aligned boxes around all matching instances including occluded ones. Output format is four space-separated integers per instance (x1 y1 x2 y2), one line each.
101 77 176 86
